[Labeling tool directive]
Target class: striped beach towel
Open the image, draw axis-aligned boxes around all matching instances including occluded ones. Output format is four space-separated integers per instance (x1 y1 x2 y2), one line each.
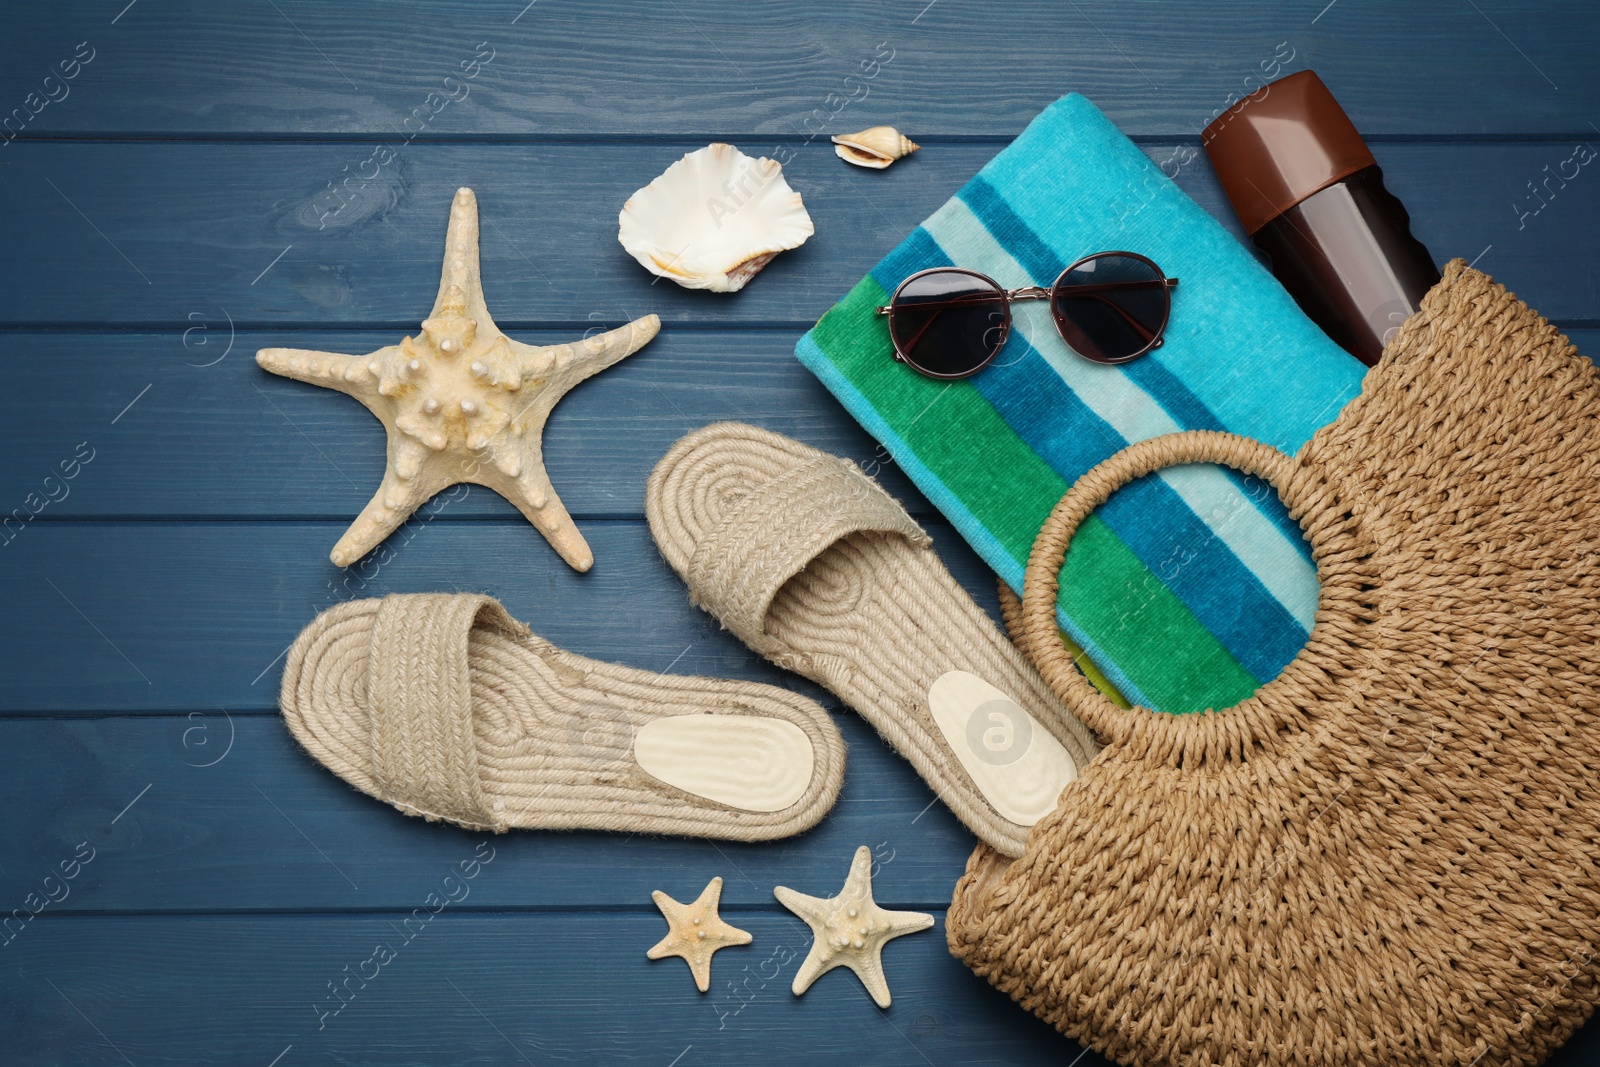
796 94 1368 713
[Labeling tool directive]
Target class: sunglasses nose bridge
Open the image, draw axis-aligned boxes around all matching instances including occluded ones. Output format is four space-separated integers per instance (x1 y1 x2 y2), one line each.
1008 285 1051 301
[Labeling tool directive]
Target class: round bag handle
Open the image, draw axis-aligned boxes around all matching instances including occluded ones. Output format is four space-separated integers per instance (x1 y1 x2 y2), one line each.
1020 430 1305 754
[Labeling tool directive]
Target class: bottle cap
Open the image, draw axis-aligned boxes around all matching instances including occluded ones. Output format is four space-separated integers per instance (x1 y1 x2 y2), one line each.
1202 70 1376 235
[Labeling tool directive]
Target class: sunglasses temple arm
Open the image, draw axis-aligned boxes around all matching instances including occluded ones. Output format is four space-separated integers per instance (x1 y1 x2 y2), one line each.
881 291 1011 314
900 298 1148 353
1052 278 1177 297
881 291 1011 358
1079 292 1160 343
896 305 959 356
1056 280 1177 343
882 278 1173 316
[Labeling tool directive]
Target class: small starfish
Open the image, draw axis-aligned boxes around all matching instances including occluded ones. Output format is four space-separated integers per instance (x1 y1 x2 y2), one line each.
646 876 752 992
257 187 659 571
775 845 934 1008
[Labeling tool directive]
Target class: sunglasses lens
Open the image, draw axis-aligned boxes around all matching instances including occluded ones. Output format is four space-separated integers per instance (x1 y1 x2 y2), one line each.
1051 253 1171 364
888 271 1008 378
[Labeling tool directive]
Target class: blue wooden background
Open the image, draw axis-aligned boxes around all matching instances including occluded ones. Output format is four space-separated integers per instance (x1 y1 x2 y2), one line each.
1 2 1596 1064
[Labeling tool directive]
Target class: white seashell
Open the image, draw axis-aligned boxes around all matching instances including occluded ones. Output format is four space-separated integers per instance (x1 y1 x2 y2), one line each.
831 126 920 169
618 143 814 293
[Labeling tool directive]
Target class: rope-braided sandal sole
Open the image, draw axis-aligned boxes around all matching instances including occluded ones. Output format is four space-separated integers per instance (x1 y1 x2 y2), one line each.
279 592 845 840
646 422 1100 857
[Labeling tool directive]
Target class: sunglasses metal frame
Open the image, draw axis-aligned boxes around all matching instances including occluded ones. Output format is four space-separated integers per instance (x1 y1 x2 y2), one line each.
874 251 1179 379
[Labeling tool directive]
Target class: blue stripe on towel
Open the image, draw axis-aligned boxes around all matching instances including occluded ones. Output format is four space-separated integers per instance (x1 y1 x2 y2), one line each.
798 92 1366 711
798 323 1160 710
970 329 1310 680
960 175 1317 561
887 220 1314 679
977 97 1365 449
869 177 1323 675
962 177 1227 435
870 227 951 295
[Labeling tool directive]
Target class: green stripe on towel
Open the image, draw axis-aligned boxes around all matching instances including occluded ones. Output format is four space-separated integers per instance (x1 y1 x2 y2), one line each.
1057 515 1263 714
810 276 1261 713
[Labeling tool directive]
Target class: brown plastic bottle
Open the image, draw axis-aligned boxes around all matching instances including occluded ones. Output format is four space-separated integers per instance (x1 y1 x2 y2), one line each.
1202 70 1440 366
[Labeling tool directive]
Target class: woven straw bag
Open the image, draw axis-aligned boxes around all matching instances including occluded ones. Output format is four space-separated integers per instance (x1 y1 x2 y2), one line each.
946 261 1600 1067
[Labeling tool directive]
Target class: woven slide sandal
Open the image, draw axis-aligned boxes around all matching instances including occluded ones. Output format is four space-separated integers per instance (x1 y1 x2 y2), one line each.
646 423 1099 857
279 592 845 840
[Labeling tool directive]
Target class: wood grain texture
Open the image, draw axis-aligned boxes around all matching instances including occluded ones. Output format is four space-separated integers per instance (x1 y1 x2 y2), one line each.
0 0 1593 137
0 141 1592 328
5 2 1599 1063
0 714 978 912
1 912 1099 1066
5 913 1596 1065
0 518 1007 712
0 330 917 520
3 327 1596 522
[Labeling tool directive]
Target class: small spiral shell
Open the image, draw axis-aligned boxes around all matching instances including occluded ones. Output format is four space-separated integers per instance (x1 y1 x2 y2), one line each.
831 126 921 169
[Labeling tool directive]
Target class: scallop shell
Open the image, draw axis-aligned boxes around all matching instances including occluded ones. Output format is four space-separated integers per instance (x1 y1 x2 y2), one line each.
831 126 920 169
618 143 814 293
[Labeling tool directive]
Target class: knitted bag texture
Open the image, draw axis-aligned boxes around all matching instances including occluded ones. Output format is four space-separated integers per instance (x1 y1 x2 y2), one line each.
945 261 1600 1067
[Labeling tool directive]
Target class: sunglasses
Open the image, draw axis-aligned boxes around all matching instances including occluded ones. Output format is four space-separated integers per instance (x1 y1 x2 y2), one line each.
875 251 1179 379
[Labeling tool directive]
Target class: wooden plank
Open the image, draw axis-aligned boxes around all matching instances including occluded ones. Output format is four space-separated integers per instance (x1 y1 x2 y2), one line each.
0 518 1004 712
3 326 1594 524
0 330 918 521
0 713 979 911
0 141 1593 328
2 911 1101 1066
0 1 1594 138
8 911 1599 1066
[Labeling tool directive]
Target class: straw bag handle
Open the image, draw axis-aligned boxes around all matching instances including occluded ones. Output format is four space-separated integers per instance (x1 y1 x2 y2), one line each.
1020 430 1303 752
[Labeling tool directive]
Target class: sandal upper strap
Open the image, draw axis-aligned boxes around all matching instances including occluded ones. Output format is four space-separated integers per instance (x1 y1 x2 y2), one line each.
367 593 528 830
687 455 930 647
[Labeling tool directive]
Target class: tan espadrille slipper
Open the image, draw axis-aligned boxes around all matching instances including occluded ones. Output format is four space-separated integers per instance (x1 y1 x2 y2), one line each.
645 423 1099 857
279 592 845 840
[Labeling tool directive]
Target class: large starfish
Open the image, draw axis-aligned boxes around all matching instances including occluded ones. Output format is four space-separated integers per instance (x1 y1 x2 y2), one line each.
646 876 752 992
257 188 660 571
775 845 934 1008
